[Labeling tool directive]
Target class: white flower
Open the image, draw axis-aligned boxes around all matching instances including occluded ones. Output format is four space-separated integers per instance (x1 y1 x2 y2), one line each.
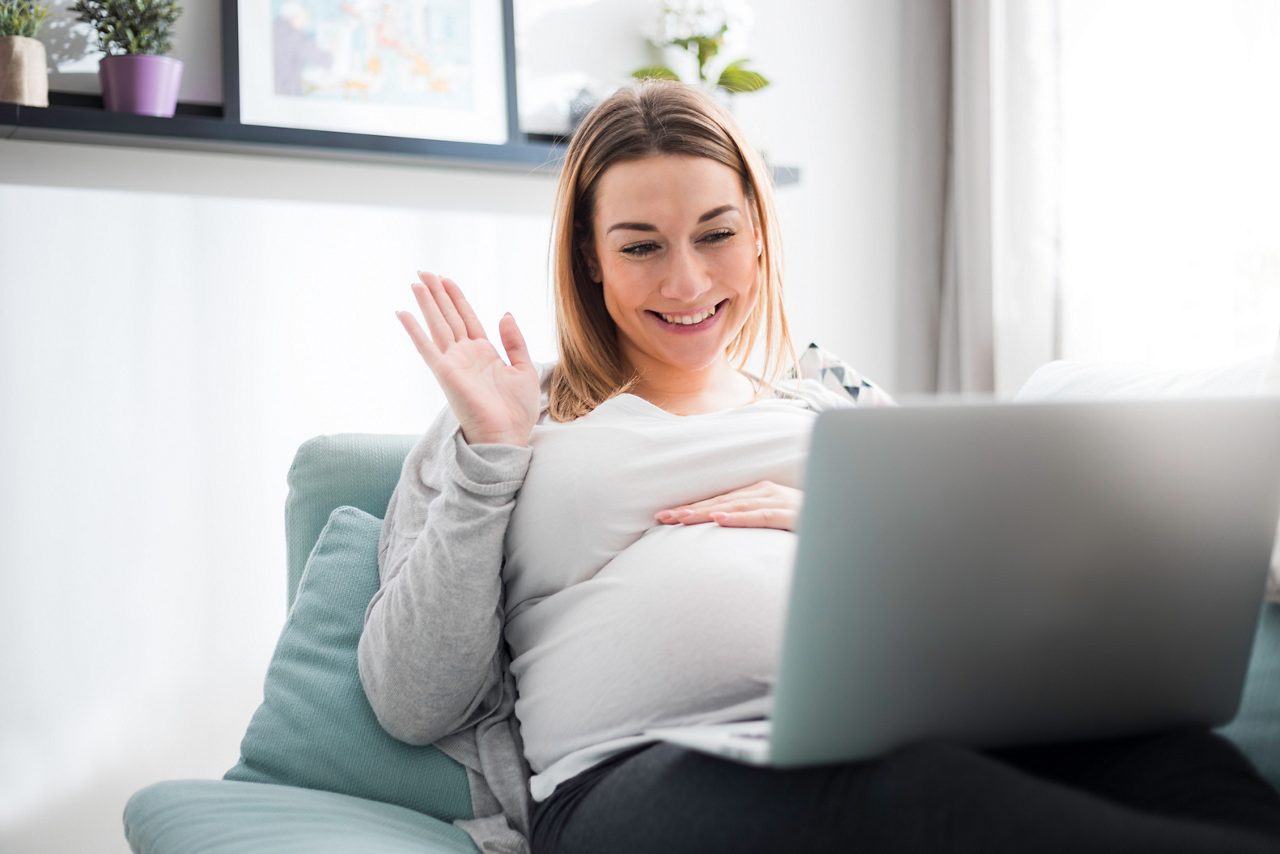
644 0 755 47
721 0 754 46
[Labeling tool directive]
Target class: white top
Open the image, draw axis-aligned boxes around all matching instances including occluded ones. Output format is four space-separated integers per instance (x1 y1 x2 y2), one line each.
362 356 888 853
502 391 824 801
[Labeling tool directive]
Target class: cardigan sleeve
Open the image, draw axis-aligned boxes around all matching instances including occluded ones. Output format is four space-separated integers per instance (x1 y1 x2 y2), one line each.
357 401 534 746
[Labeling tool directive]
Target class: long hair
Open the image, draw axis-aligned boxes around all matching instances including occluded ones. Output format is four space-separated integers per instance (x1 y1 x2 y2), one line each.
546 79 797 422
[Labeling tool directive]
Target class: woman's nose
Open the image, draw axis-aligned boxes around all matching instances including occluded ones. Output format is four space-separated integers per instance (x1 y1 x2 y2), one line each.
659 245 713 303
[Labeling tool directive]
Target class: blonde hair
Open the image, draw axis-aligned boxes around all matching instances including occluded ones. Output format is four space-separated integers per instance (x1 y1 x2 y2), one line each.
547 79 797 422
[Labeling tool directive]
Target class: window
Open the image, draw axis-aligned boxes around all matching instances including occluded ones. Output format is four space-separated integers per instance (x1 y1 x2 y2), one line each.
1059 0 1280 366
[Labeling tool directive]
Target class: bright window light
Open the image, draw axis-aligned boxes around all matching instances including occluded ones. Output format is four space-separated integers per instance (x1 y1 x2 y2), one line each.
1059 0 1280 366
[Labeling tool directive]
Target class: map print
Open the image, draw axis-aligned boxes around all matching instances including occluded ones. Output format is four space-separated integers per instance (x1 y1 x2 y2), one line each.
271 0 475 111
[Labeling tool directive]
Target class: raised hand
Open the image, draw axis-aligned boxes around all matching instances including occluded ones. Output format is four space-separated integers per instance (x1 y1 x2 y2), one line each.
396 271 540 447
653 481 802 532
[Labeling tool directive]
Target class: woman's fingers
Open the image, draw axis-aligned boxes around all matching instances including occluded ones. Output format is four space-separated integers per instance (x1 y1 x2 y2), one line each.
656 500 746 524
661 482 774 516
709 508 794 531
395 309 441 368
655 503 796 531
440 276 487 340
418 271 468 343
403 273 527 375
411 280 458 352
654 481 800 532
499 312 533 369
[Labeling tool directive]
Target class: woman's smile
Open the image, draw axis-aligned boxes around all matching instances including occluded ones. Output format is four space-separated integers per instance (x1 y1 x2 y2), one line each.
647 298 731 334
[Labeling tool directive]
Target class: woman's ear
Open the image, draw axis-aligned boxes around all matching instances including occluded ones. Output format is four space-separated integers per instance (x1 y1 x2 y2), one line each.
749 205 764 257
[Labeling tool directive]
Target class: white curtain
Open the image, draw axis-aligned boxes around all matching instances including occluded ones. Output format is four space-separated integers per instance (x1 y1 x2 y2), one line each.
938 0 1061 397
902 0 1280 397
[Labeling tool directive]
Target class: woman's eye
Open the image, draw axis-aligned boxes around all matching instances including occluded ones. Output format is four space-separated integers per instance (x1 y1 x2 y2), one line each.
621 230 734 258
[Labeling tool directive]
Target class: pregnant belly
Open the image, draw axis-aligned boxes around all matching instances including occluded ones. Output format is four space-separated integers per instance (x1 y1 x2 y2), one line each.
505 523 796 772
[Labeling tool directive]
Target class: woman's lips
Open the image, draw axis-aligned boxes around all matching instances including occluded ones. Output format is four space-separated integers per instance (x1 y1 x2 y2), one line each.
647 299 729 334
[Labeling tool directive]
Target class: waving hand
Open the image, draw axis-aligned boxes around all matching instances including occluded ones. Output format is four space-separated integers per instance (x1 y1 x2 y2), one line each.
396 271 540 447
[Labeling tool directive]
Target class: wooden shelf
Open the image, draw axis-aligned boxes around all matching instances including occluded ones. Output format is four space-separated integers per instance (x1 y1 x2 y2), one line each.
0 91 800 184
0 92 568 173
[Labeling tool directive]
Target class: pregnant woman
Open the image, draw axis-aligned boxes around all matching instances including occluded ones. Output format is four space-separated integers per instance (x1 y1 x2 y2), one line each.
358 80 1280 853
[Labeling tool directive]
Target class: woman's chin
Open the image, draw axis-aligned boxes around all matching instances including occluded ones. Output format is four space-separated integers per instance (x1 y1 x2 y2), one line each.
635 335 739 377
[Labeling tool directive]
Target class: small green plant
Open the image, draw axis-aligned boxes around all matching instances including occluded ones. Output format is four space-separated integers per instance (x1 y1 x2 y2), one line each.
70 0 182 56
0 1 51 38
632 0 770 95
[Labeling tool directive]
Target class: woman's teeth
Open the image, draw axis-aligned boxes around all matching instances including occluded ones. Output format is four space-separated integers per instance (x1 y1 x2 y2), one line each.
659 304 718 325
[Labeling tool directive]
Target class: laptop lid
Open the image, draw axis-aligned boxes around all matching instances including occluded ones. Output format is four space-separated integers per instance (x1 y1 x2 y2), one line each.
768 397 1280 767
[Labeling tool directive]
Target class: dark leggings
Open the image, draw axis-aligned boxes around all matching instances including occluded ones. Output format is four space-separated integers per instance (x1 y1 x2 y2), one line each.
530 728 1280 853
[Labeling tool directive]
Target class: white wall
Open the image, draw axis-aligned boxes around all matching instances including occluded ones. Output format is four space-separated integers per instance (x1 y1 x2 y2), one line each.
0 2 908 851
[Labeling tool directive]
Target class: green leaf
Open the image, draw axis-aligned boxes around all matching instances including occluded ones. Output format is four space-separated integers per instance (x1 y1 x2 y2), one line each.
717 59 770 93
695 36 722 81
0 0 50 37
631 65 681 82
70 0 181 55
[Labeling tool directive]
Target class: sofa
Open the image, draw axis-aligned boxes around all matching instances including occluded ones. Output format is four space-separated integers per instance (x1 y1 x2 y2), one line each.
122 354 1280 853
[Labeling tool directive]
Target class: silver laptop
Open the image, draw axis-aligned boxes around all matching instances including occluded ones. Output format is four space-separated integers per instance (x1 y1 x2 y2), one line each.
644 397 1280 767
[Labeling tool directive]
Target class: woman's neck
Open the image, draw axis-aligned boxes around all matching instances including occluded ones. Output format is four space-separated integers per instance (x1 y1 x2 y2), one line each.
627 358 759 416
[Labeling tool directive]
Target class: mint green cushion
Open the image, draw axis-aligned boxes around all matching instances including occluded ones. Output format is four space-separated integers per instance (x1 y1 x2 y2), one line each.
224 506 472 823
124 779 476 853
1220 604 1280 791
285 434 418 607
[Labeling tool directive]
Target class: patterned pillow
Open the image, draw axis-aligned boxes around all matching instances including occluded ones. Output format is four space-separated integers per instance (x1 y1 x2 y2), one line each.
792 342 896 406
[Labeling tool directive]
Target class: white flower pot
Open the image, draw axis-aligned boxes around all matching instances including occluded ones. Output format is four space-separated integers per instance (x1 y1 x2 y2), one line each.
0 35 49 108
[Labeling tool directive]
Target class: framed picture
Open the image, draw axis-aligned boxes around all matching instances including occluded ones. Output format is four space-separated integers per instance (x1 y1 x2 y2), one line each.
229 0 512 145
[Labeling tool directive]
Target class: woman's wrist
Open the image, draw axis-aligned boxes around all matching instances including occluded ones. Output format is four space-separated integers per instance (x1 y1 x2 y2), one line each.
461 427 531 448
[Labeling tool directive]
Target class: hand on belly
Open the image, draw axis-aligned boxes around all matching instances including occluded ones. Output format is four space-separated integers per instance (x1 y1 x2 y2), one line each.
654 480 802 532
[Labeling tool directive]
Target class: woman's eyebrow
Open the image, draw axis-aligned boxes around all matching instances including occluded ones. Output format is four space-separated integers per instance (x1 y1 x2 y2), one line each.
606 204 738 234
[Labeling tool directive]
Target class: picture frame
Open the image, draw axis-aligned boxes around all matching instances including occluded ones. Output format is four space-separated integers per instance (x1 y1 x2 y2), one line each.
225 0 513 146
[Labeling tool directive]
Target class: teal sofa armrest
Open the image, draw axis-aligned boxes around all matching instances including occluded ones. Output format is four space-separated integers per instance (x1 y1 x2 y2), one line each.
124 780 478 853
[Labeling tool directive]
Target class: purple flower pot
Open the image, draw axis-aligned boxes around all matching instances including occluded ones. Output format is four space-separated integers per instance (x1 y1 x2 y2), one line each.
99 55 184 117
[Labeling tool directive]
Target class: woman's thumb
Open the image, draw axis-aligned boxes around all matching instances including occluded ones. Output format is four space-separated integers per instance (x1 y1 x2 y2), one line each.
499 313 531 367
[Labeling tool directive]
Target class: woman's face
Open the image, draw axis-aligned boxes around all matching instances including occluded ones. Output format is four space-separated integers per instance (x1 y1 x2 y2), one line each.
583 154 762 381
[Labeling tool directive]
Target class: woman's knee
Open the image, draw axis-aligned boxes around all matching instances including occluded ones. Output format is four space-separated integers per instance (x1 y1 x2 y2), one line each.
872 741 988 782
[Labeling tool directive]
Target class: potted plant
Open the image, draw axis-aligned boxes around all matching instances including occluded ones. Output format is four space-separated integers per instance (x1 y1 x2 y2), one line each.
0 1 51 107
632 0 770 110
70 0 183 117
